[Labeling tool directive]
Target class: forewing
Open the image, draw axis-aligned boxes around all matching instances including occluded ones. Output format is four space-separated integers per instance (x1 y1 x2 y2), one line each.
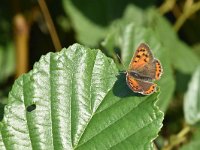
128 43 163 80
138 59 163 80
129 43 154 71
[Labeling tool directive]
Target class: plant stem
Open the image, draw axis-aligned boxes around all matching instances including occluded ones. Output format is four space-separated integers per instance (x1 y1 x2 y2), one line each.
159 0 176 15
162 125 191 150
14 14 29 78
174 1 200 31
38 0 62 51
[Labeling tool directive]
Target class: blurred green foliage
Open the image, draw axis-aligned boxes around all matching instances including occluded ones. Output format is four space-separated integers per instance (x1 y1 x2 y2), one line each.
0 0 200 149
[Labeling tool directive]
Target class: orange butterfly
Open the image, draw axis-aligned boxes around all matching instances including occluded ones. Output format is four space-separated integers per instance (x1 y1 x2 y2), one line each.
126 43 163 95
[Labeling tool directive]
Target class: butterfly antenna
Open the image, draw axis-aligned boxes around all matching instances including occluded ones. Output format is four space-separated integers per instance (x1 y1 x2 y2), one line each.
116 54 126 73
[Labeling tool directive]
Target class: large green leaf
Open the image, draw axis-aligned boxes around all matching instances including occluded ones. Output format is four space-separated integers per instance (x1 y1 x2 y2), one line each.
0 44 163 149
184 66 200 125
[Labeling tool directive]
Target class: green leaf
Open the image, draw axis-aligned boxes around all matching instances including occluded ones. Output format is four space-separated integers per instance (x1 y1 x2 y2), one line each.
184 66 200 125
0 44 163 149
62 0 155 46
102 22 175 112
0 123 5 150
0 42 15 84
170 42 200 74
181 140 200 150
193 43 200 58
62 0 108 46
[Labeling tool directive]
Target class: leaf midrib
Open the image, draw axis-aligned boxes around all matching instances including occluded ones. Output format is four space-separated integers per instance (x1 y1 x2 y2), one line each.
74 50 98 148
49 54 55 149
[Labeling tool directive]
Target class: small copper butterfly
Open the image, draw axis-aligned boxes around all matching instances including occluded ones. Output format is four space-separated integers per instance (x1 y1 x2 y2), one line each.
126 43 163 95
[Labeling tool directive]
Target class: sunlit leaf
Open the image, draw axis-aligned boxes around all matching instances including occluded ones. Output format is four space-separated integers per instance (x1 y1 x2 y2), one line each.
0 44 163 149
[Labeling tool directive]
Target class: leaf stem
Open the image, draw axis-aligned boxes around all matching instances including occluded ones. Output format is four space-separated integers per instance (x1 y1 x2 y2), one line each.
14 14 29 77
174 0 200 31
159 0 177 15
38 0 62 51
162 125 191 150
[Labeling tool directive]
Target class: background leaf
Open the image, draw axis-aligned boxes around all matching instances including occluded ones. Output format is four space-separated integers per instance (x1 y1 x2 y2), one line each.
62 0 155 46
184 66 200 125
0 42 15 84
102 22 175 112
0 44 163 149
146 9 200 74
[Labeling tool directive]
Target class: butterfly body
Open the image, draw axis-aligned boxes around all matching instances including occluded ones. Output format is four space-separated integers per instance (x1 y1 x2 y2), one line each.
126 43 163 95
128 71 152 82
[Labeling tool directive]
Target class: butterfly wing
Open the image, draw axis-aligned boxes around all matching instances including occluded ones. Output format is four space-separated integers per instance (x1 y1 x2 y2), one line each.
128 43 163 80
129 43 154 70
126 74 143 93
135 58 163 80
126 74 157 95
154 59 163 80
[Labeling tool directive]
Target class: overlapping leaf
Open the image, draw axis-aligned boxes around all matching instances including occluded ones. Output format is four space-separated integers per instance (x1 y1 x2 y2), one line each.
0 44 163 149
184 66 200 125
0 42 15 84
102 22 175 112
146 9 200 74
62 0 155 46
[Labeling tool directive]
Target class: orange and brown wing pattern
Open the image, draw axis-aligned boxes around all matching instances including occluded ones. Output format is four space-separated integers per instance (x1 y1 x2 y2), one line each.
136 59 163 81
143 83 157 95
126 42 163 95
154 59 163 80
126 74 143 93
129 43 154 70
126 74 157 95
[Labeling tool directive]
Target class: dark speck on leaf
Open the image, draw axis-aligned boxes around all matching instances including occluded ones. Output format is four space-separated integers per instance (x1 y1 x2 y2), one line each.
26 104 36 112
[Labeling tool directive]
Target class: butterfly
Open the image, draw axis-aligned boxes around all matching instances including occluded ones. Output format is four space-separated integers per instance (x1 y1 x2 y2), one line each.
126 43 163 95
